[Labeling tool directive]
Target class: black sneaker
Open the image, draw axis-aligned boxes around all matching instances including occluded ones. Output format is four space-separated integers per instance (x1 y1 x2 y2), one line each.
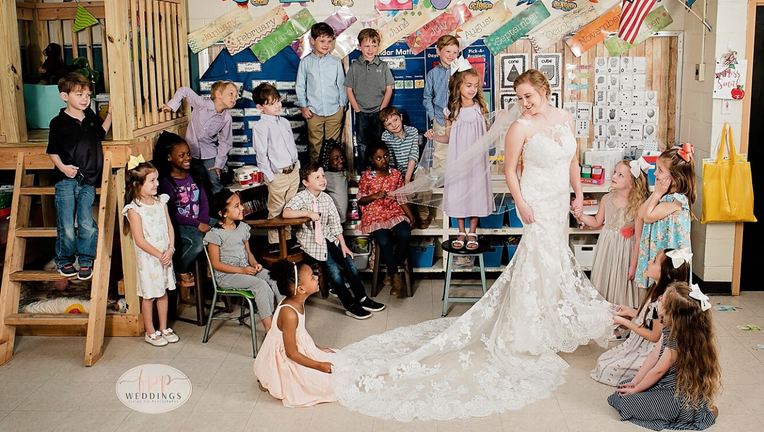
58 265 77 277
359 296 386 312
78 266 93 281
268 244 279 254
345 304 372 320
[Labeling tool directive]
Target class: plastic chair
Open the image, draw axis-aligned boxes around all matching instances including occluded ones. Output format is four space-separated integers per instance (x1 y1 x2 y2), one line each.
202 245 258 358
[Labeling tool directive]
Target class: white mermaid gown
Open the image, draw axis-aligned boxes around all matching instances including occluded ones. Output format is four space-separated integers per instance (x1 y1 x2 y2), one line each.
331 117 613 422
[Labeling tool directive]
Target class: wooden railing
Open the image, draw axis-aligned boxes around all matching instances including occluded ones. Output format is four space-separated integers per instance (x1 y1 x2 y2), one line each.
6 0 190 142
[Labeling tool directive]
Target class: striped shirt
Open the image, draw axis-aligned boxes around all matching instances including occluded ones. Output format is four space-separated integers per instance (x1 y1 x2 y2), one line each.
381 125 419 177
285 189 342 261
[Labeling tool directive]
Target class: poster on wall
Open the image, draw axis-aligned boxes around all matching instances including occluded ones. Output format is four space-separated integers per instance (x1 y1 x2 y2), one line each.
376 0 414 11
499 53 528 90
500 93 517 111
713 59 747 100
533 53 562 90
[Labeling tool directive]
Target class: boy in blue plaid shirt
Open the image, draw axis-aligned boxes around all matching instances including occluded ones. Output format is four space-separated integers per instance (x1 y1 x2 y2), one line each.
283 163 385 320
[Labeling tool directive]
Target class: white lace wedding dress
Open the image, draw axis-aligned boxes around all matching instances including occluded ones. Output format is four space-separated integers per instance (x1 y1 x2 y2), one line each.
332 114 613 422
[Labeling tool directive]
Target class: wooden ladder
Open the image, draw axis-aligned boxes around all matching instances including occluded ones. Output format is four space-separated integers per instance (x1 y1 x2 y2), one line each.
0 151 117 366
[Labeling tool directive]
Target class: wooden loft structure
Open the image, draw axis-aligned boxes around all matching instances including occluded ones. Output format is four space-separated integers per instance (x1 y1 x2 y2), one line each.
0 0 191 366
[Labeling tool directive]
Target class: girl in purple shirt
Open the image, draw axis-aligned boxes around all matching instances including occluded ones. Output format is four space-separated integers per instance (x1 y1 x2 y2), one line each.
155 132 211 287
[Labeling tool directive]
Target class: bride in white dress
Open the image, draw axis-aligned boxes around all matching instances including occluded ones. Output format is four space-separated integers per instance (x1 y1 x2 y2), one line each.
331 70 614 422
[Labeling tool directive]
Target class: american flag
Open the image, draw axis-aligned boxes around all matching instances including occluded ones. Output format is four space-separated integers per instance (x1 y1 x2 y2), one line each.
618 0 658 44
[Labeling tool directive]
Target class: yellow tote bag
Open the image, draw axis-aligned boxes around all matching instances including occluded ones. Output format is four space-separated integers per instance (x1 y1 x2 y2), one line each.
701 123 757 223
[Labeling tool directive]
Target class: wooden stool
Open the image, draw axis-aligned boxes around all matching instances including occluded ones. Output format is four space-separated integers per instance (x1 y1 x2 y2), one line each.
371 241 413 297
440 239 492 317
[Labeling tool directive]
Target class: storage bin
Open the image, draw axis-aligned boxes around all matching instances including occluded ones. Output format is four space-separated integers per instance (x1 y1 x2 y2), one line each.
482 243 504 267
410 244 435 268
23 84 66 129
506 244 518 262
351 237 370 270
479 205 506 229
569 235 598 268
508 208 522 227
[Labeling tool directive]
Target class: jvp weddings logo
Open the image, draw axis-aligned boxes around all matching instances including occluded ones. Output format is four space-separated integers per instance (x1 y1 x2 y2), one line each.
116 364 192 413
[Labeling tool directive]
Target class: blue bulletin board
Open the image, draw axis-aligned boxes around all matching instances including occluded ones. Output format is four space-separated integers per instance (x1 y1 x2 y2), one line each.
199 47 308 168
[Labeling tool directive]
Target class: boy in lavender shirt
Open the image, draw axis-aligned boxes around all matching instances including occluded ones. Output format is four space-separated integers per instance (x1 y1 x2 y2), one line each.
252 83 300 253
162 81 238 195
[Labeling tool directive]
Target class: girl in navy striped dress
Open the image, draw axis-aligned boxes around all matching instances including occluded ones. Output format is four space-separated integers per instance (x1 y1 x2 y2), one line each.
608 281 720 431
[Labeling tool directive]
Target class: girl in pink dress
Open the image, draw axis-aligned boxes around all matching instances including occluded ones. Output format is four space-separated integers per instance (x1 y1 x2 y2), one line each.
426 60 494 250
254 260 336 407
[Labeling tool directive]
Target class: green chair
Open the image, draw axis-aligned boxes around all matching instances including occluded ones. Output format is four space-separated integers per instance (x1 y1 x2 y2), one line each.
202 245 258 358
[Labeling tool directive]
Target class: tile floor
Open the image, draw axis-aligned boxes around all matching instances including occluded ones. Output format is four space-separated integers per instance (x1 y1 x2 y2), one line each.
1 280 763 432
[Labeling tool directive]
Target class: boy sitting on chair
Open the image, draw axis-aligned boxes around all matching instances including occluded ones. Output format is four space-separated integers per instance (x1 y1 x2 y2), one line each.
283 163 385 320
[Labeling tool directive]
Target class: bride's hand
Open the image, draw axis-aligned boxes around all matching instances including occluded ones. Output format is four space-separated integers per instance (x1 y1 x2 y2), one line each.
517 200 535 224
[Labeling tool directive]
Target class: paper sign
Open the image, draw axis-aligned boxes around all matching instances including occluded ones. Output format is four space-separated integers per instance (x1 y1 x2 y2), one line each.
485 1 550 55
405 4 472 55
452 2 512 51
566 5 621 57
528 4 598 52
251 9 316 63
604 6 673 57
713 60 747 99
291 7 357 58
187 8 252 54
377 8 441 53
376 0 414 11
224 7 288 55
714 305 737 312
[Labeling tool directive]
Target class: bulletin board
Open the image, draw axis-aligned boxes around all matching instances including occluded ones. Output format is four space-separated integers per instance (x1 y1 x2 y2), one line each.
494 33 681 157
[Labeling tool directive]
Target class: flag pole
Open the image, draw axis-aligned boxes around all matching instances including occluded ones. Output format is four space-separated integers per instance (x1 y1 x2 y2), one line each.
675 0 713 32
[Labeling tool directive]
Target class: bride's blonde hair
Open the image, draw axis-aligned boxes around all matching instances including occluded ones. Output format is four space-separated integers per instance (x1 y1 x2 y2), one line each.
513 69 550 100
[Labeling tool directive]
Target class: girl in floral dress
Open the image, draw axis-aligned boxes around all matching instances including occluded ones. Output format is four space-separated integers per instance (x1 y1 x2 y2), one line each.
123 157 179 347
635 144 696 289
357 142 416 296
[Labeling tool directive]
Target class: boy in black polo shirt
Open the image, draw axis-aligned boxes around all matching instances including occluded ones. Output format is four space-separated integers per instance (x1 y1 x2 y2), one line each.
345 28 394 172
46 72 112 280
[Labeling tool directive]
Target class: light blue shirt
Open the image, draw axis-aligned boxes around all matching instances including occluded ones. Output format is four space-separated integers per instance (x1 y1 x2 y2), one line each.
295 52 347 117
423 63 450 127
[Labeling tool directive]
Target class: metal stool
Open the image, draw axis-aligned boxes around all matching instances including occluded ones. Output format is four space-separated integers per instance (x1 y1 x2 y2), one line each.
441 239 492 317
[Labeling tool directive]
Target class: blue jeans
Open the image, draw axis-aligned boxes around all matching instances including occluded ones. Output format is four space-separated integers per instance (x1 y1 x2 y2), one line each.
192 158 223 197
372 221 411 276
312 241 368 310
354 111 383 172
54 178 97 268
175 225 205 273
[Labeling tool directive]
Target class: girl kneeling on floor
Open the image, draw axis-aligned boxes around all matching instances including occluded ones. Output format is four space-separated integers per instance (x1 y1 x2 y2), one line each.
254 259 337 407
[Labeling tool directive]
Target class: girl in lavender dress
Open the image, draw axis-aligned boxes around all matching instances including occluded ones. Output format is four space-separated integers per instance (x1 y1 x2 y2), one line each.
426 58 494 251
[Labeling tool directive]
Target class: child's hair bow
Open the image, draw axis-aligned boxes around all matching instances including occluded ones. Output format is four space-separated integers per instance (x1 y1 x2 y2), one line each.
689 283 711 312
677 143 694 162
128 154 146 170
665 246 692 268
450 57 473 76
629 157 651 178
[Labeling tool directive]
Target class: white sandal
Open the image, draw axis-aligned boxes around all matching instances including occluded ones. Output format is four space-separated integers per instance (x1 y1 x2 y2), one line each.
451 232 466 250
465 233 479 251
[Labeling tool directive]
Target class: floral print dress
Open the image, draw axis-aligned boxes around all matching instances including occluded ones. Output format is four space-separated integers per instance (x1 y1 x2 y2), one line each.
635 193 691 289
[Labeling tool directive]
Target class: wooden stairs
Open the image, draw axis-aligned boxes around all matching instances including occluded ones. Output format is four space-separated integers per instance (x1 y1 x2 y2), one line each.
0 151 117 366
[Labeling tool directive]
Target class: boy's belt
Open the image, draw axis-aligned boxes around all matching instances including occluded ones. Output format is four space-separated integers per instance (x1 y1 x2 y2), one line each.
280 163 296 174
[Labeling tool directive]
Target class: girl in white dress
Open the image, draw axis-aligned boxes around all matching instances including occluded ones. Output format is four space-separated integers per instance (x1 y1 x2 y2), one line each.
123 157 179 347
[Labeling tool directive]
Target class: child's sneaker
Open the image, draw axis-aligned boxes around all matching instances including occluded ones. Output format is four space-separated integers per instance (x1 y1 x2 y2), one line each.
145 331 169 346
58 265 77 278
161 328 180 343
345 304 372 320
77 266 93 281
359 296 386 312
